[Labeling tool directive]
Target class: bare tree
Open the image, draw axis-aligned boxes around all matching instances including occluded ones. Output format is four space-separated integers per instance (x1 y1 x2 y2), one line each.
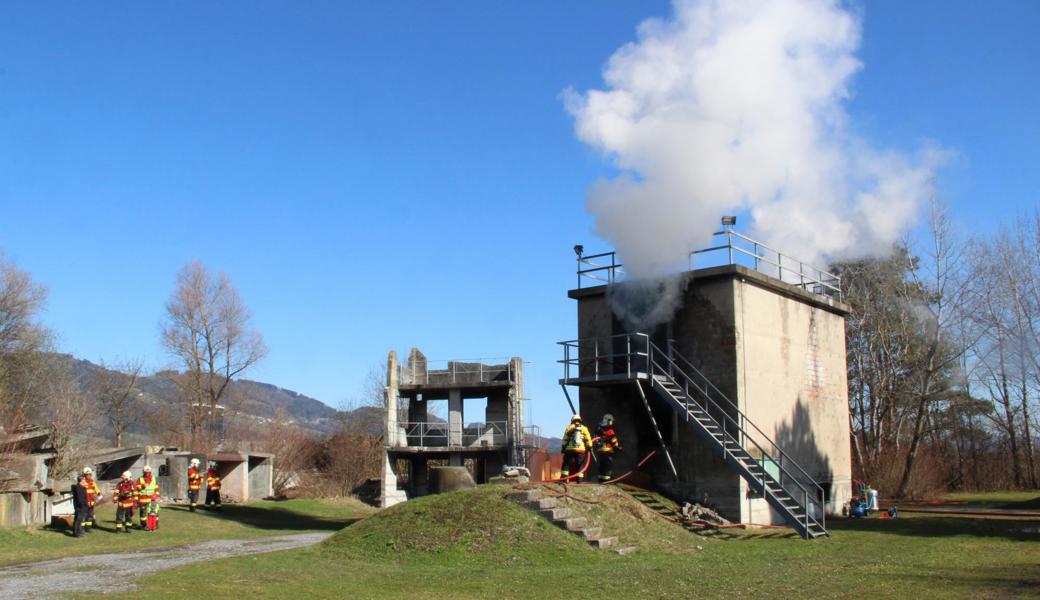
966 211 1040 489
91 359 144 447
43 359 99 480
160 261 267 450
253 410 319 497
894 199 973 497
0 253 51 428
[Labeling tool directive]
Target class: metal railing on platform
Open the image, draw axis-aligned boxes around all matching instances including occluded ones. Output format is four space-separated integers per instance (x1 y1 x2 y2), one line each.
390 421 508 448
576 230 842 299
397 358 514 386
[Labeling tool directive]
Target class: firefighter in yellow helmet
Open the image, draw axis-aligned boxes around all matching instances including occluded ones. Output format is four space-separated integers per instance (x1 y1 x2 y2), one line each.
560 415 592 483
81 467 102 532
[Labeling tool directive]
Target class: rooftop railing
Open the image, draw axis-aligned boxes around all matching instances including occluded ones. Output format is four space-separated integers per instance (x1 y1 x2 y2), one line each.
389 421 508 448
397 358 515 386
576 230 842 299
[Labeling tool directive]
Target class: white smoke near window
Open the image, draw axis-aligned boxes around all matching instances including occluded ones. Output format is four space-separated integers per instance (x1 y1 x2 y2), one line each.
564 0 947 283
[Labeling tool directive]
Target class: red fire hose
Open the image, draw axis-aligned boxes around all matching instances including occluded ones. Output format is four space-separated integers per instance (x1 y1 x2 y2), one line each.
605 449 658 485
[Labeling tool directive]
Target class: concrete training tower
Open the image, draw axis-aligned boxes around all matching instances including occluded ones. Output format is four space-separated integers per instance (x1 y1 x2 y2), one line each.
560 230 852 539
381 348 525 507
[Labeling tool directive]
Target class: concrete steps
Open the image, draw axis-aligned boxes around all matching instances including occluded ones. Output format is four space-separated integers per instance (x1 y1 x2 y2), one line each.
509 486 634 553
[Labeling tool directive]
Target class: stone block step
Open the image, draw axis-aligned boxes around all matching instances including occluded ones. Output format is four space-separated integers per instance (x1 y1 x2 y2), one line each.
509 489 542 502
581 527 602 541
613 545 638 555
557 517 587 532
528 497 557 510
540 507 571 520
589 536 618 549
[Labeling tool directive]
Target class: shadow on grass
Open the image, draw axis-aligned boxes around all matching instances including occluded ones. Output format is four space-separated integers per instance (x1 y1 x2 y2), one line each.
829 515 1040 541
40 504 363 538
174 503 364 532
999 496 1040 510
894 563 1040 597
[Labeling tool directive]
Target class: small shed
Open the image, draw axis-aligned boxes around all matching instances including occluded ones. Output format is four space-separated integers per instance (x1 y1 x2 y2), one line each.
0 425 57 528
207 452 274 502
88 447 273 503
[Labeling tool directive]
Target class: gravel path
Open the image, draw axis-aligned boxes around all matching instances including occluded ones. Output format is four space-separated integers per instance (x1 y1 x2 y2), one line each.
0 532 332 599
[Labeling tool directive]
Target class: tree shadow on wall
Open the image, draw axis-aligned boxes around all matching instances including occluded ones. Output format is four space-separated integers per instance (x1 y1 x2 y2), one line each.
772 399 833 509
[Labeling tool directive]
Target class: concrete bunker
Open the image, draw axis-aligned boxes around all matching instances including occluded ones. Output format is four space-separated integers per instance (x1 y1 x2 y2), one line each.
381 349 525 507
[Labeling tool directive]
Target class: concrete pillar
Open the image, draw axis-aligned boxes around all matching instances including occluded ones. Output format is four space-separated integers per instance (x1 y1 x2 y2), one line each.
510 357 525 465
448 389 463 447
385 351 399 447
380 454 407 507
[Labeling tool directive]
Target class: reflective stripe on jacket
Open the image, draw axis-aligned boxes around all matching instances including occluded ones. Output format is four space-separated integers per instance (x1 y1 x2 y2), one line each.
188 467 203 491
594 426 621 454
113 480 137 508
84 477 100 507
135 476 160 505
561 424 592 453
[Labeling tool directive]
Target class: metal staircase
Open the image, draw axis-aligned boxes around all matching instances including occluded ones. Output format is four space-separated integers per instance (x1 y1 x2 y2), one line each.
559 333 828 539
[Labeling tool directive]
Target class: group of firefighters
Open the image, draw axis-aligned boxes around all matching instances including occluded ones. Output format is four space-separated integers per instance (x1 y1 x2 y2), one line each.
560 413 622 483
70 458 224 538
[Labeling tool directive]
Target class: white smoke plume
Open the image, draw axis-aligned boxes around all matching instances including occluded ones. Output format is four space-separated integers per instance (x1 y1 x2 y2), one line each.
565 0 945 281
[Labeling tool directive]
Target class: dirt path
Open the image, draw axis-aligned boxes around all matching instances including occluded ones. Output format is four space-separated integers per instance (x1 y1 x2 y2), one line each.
0 532 331 599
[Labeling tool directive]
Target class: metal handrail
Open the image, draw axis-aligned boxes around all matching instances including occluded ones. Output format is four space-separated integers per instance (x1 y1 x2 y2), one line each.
392 421 508 448
558 335 650 382
398 358 514 386
665 341 825 520
575 230 841 300
649 339 825 532
691 230 841 298
558 332 826 533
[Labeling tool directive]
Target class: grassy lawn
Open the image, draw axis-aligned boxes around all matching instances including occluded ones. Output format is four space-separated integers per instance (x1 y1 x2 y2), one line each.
100 486 1040 600
0 497 372 567
941 490 1040 510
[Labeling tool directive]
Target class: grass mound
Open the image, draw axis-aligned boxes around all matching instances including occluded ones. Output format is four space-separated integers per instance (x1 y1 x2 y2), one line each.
527 482 739 552
324 485 588 560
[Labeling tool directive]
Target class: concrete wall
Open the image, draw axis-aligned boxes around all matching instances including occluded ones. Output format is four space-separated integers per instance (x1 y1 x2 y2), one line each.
571 266 851 523
248 456 273 499
733 278 853 521
218 461 247 502
0 491 50 527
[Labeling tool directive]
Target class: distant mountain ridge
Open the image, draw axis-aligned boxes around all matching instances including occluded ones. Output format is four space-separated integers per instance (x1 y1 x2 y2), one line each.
56 354 347 436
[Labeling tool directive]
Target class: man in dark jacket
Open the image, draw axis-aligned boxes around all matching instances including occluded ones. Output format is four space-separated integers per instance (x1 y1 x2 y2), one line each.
71 475 89 538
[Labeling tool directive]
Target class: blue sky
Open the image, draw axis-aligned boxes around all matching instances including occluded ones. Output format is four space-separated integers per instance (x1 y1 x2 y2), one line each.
0 1 1037 433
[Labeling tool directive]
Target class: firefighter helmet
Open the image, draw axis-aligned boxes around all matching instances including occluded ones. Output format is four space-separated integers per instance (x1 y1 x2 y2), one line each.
190 458 200 466
143 465 153 473
571 414 582 422
82 467 93 475
121 471 131 479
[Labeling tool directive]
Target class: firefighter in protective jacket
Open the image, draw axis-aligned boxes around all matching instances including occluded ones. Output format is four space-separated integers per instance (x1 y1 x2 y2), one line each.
135 465 160 530
187 458 203 512
593 413 623 482
81 467 102 532
205 464 222 510
112 471 136 533
560 415 593 483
